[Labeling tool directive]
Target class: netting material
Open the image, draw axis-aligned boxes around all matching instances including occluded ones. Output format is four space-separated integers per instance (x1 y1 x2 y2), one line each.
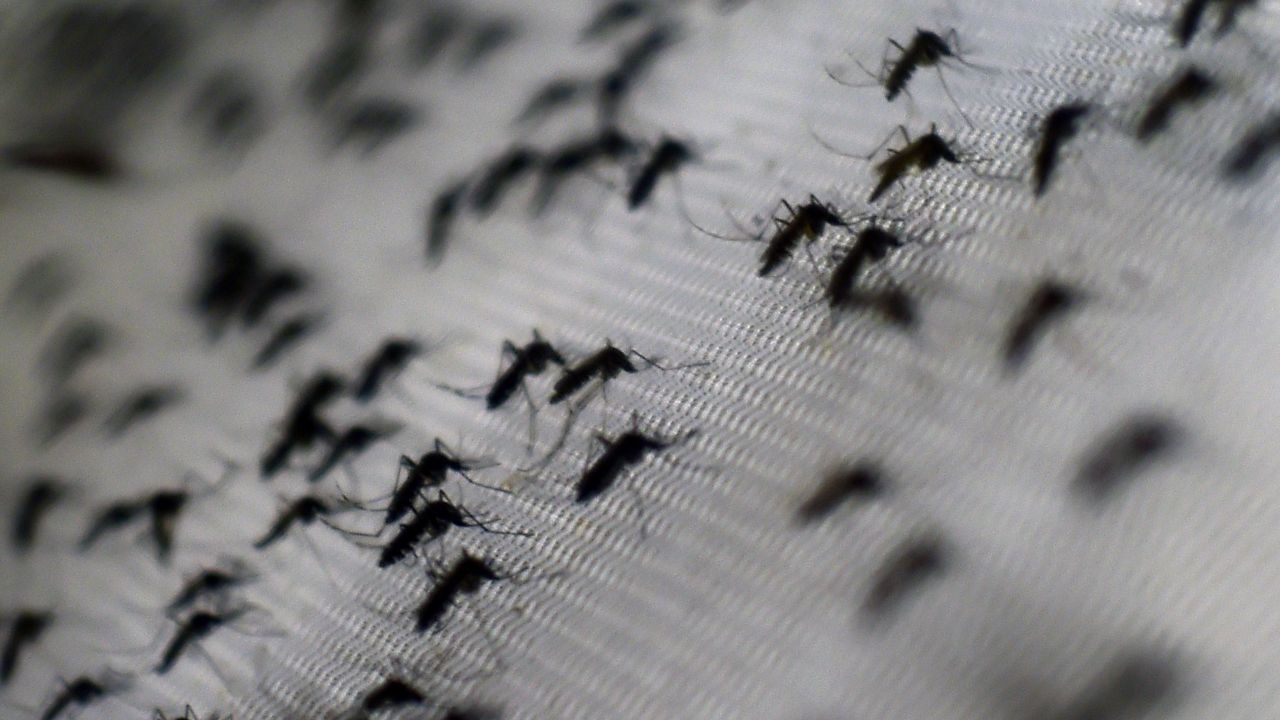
2 0 1280 718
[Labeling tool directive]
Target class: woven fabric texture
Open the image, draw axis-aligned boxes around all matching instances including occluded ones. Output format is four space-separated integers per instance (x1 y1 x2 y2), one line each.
2 1 1280 718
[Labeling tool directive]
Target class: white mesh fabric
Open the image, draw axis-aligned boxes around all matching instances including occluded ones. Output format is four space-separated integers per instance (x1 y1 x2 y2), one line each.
2 0 1280 718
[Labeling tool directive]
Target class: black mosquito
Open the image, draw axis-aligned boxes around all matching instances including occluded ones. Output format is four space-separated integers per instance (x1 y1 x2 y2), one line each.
692 195 852 277
406 7 462 69
294 370 347 412
547 342 664 406
252 495 349 550
155 608 250 675
6 254 73 317
148 490 190 564
861 533 948 622
526 347 701 473
77 485 205 564
628 137 695 210
192 220 264 335
1032 103 1091 197
481 331 566 411
2 610 54 686
385 440 500 525
39 673 128 720
824 221 905 308
795 462 887 525
597 22 680 123
1223 112 1280 181
830 28 980 126
469 146 541 215
882 30 963 101
252 312 324 370
576 422 694 504
1174 0 1257 46
156 609 245 674
1 141 120 182
79 466 230 564
378 493 525 569
435 333 566 452
303 35 370 108
532 128 638 214
41 317 110 386
1073 414 1183 503
1001 279 1084 375
426 179 469 266
609 23 680 87
12 476 69 552
166 560 256 615
416 553 503 633
580 1 653 42
513 77 595 127
189 69 264 150
455 18 519 71
1175 0 1211 45
260 371 345 479
360 677 428 712
333 97 423 156
240 267 308 328
353 337 423 402
103 385 184 438
36 392 89 447
78 498 149 553
764 198 852 277
308 423 398 483
1136 67 1216 143
869 125 963 202
1054 652 1180 720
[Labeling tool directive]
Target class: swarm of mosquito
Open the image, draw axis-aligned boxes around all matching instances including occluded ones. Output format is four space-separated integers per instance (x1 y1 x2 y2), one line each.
686 189 964 331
